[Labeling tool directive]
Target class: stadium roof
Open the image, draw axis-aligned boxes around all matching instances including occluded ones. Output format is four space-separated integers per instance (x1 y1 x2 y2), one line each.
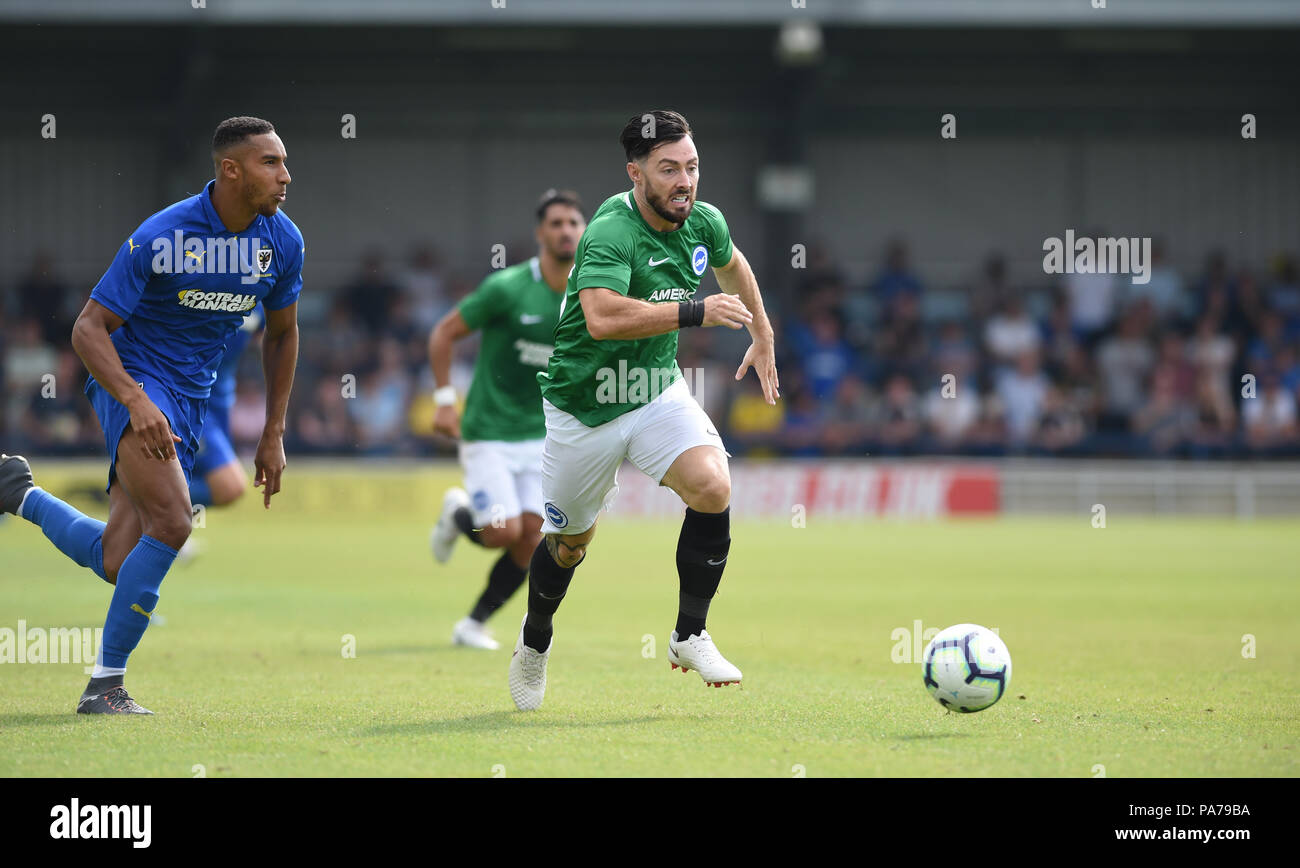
3 0 1299 27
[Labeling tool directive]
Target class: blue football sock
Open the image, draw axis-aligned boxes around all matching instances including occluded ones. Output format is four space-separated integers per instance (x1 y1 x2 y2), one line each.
19 488 108 582
188 477 213 507
99 535 177 670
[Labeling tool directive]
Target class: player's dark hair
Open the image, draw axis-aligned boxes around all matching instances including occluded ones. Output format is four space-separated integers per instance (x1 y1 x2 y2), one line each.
212 116 276 156
620 110 693 163
536 189 584 222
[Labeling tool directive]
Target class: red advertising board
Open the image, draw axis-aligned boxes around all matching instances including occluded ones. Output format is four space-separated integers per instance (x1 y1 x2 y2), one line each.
609 462 1000 519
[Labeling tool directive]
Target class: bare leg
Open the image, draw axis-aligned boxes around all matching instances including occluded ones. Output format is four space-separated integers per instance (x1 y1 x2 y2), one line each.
463 514 543 628
660 445 731 513
89 425 192 683
101 475 143 585
509 512 543 569
477 516 522 552
205 461 248 507
112 426 193 551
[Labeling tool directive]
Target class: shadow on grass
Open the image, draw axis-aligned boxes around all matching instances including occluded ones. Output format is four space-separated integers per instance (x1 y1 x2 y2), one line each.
364 711 671 736
0 712 95 728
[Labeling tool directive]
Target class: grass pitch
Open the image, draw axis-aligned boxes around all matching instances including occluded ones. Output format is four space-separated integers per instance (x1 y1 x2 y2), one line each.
1 462 1297 777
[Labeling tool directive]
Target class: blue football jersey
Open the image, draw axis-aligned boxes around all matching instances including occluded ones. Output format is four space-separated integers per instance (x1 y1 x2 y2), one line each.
89 180 303 398
209 304 265 411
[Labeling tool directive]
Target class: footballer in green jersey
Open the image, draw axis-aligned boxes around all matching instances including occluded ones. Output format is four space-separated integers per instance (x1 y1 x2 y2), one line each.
428 190 586 650
507 111 780 711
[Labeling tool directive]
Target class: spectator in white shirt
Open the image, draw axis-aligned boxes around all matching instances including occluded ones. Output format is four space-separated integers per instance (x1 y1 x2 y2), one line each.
1242 374 1298 448
996 349 1049 445
1064 269 1118 343
924 380 980 448
984 297 1041 367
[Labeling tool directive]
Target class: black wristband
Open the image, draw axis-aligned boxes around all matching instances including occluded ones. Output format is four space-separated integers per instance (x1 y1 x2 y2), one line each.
678 300 705 328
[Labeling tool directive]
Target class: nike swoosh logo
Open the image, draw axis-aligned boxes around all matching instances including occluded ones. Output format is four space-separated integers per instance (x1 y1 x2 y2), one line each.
648 256 671 267
130 603 155 619
706 556 727 566
706 427 718 437
520 314 543 324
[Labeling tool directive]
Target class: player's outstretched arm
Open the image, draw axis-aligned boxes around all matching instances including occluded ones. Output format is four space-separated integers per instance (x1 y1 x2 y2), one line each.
71 299 181 460
714 247 780 404
580 287 751 341
255 301 298 508
428 309 473 438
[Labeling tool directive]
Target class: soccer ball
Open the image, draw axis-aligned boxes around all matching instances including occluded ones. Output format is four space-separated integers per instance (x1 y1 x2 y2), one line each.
922 624 1012 713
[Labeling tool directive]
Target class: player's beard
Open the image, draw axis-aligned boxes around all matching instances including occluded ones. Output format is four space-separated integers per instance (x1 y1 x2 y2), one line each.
256 196 280 217
248 184 282 218
645 184 694 226
543 237 577 262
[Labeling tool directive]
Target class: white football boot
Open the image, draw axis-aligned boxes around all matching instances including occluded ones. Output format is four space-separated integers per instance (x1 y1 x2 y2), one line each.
430 487 471 564
668 629 743 687
452 616 500 650
508 616 551 711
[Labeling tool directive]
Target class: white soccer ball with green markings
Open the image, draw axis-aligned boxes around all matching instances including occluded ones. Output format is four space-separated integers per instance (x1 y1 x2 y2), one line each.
922 624 1012 713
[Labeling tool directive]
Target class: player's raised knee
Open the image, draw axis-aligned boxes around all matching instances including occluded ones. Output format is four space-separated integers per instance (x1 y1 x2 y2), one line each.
208 467 248 506
145 508 193 550
687 468 731 513
480 521 522 548
545 532 590 568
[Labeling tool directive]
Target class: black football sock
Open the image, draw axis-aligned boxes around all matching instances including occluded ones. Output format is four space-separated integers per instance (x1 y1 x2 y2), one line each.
453 506 485 546
469 550 528 623
674 506 730 640
522 540 581 652
677 592 712 643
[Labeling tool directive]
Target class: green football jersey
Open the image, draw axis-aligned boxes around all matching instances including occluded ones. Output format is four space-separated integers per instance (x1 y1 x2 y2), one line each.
538 190 734 427
457 257 563 442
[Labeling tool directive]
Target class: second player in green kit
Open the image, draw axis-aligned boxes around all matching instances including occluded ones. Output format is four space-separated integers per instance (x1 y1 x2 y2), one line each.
429 190 586 650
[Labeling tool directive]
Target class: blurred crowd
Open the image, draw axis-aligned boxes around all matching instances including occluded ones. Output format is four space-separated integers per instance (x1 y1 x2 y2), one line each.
2 237 1298 460
742 239 1300 458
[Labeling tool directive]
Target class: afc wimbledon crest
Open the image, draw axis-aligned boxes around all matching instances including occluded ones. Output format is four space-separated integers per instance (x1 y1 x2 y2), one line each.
257 247 273 274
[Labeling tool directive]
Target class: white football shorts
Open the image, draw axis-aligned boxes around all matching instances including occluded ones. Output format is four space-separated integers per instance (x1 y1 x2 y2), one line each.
539 377 728 535
459 438 545 526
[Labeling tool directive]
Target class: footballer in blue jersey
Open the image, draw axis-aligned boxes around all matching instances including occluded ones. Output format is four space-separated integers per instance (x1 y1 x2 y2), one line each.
189 303 265 511
0 117 303 715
